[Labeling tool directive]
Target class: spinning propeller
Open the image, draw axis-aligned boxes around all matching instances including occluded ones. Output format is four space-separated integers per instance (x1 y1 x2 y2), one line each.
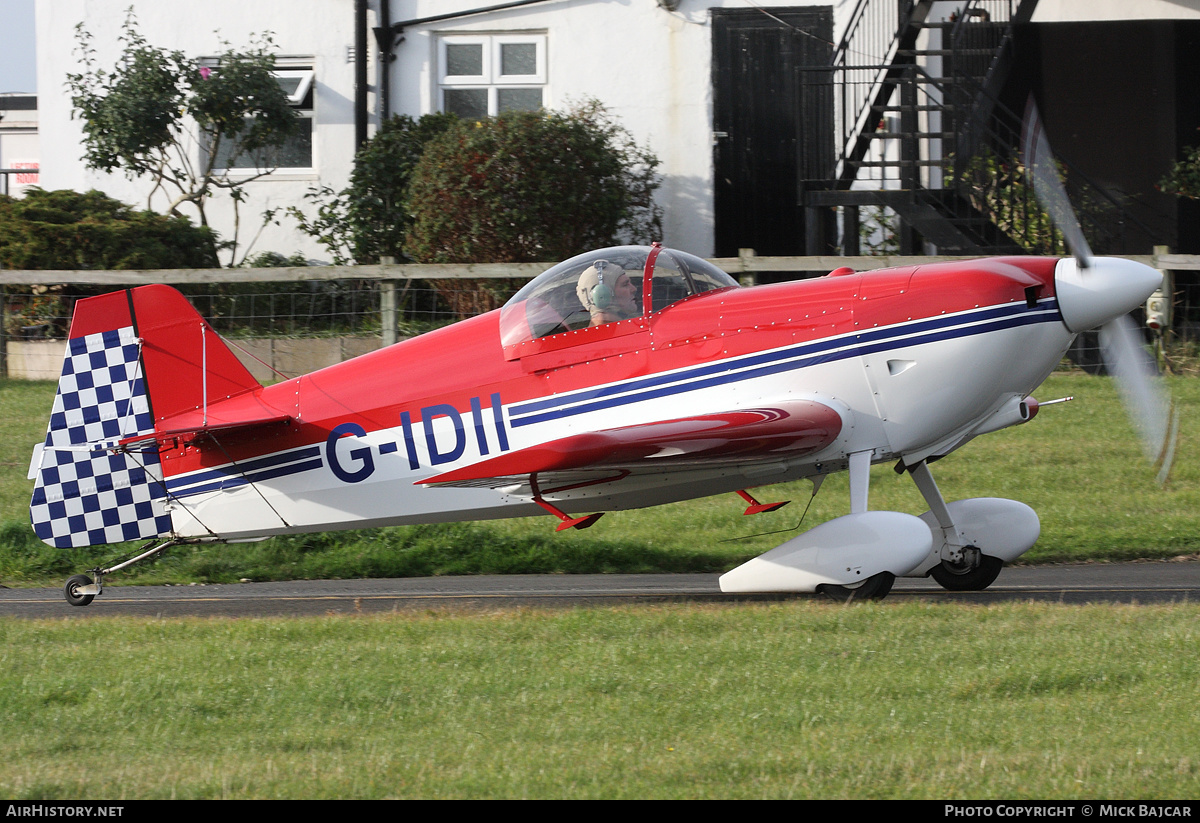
1022 98 1179 483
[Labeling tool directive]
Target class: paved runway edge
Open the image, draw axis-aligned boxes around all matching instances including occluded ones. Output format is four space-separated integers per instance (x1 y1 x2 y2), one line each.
1 560 1198 618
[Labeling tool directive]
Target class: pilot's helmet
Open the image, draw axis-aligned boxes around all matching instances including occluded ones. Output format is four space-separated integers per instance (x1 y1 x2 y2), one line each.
576 260 623 311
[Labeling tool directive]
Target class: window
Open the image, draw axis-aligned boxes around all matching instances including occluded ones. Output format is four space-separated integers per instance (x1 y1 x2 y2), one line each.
439 34 546 119
207 64 315 174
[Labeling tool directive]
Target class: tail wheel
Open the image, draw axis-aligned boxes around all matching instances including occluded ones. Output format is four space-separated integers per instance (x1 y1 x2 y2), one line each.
64 574 96 607
817 571 895 602
930 553 1003 592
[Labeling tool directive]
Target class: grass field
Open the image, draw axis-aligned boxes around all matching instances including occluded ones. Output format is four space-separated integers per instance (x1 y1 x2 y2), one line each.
2 602 1198 799
2 372 1199 800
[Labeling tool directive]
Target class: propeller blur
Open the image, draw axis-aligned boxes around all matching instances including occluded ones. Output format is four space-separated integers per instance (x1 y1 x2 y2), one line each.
1023 97 1178 484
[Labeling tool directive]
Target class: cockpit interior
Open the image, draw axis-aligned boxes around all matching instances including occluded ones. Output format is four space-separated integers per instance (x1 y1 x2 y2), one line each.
499 245 739 357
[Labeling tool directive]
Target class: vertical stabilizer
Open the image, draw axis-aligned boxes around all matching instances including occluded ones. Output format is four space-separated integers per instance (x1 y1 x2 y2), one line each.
29 285 265 547
29 291 172 547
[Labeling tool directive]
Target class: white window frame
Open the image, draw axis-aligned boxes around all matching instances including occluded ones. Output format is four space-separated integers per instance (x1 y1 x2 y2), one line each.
275 68 315 106
206 59 317 179
438 33 547 118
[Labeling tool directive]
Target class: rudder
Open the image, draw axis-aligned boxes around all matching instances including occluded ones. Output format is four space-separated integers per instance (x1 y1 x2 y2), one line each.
29 286 263 547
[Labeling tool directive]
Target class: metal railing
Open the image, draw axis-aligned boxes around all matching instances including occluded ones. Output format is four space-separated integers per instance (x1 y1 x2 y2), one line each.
830 0 929 183
829 0 1026 187
0 168 40 197
815 0 1165 257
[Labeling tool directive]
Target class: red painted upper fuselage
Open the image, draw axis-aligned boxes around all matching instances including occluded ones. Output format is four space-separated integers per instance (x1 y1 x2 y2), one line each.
144 254 1062 483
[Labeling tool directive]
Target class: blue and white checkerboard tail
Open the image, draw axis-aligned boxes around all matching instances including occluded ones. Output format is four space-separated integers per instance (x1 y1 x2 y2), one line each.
29 323 173 548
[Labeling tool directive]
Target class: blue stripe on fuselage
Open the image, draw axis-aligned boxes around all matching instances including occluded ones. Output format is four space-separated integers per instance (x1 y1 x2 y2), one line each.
507 299 1061 428
165 446 323 498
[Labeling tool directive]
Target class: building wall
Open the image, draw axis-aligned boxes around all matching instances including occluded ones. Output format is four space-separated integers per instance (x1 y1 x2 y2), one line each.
35 0 840 262
1030 0 1200 23
382 0 796 256
34 0 1200 263
35 0 364 263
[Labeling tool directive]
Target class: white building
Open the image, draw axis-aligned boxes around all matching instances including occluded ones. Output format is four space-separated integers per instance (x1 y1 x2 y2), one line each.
0 94 39 197
31 0 1200 263
37 0 773 261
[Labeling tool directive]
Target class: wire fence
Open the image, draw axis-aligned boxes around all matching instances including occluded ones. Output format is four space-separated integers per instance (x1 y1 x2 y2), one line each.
4 254 1200 379
2 281 530 341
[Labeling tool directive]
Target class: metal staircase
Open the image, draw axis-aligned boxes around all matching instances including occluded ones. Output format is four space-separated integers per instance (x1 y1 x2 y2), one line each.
806 0 1046 255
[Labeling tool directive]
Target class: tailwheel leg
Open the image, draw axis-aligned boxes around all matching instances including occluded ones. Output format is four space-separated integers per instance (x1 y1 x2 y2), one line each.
62 538 185 607
735 490 789 516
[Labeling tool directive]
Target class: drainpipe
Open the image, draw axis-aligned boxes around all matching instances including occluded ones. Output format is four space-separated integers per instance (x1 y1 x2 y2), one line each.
355 0 368 147
380 0 392 121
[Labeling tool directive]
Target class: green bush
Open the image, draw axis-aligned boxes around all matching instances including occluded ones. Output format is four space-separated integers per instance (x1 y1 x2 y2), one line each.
292 113 460 265
0 188 219 270
1160 141 1200 201
405 102 662 266
245 250 309 268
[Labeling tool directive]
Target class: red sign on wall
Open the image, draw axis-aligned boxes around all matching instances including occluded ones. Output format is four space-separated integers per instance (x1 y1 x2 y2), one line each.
12 161 38 185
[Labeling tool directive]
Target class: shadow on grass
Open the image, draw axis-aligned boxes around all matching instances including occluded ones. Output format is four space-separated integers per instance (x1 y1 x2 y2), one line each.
0 519 734 587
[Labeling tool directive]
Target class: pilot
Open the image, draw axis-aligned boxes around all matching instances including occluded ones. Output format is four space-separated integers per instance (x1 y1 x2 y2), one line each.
576 260 640 326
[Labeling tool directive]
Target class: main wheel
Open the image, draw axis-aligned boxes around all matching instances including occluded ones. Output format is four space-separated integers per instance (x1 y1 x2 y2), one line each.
817 571 895 602
929 553 1003 591
64 574 95 607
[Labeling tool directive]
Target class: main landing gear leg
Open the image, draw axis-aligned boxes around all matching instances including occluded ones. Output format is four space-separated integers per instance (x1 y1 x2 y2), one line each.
906 461 1002 591
816 451 895 602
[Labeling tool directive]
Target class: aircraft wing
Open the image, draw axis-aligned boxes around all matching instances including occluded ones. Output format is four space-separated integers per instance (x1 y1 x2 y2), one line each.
421 399 842 489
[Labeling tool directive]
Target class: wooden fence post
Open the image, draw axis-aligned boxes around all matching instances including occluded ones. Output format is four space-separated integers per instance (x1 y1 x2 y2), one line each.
380 256 397 347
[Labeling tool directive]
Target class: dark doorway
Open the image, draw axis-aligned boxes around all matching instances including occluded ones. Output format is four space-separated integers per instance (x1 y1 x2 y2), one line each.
1006 20 1200 255
712 7 834 259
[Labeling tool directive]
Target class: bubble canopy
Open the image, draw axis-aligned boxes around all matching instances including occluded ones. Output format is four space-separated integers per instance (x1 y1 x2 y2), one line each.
499 245 739 357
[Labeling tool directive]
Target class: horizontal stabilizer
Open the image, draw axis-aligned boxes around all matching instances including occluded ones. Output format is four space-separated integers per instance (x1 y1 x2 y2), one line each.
117 413 293 450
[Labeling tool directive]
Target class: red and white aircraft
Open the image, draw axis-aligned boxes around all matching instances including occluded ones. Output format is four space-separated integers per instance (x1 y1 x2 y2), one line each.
29 108 1175 605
